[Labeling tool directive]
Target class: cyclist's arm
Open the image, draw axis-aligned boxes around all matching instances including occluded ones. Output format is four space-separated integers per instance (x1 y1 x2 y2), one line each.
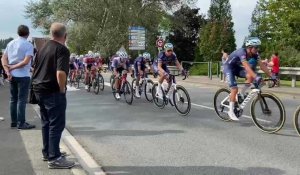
258 60 272 77
175 60 183 71
241 61 257 78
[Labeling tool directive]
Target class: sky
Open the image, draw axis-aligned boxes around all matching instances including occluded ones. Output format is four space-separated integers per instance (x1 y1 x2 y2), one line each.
0 0 257 47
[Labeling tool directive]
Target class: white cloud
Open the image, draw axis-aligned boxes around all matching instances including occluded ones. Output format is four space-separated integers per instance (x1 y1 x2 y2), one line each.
196 0 258 47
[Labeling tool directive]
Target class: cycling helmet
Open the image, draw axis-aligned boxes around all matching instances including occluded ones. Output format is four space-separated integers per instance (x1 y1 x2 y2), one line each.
143 52 151 60
118 51 128 62
245 37 261 47
164 43 174 50
88 50 93 55
94 52 100 58
70 53 76 58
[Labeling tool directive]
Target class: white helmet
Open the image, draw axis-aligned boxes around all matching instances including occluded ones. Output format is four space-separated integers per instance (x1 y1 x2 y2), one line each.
88 50 93 55
94 52 100 58
245 37 261 47
70 53 76 58
143 52 151 60
118 51 128 61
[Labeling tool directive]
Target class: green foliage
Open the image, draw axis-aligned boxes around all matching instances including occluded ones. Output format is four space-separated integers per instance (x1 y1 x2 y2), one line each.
0 38 14 50
249 0 300 66
197 0 236 62
189 62 219 76
168 6 206 62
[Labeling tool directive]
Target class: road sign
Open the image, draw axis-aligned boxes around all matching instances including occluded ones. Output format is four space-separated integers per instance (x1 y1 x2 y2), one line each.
129 26 146 50
156 39 164 48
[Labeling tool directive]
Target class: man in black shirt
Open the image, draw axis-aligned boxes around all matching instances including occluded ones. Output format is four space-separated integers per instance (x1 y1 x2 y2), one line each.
32 23 75 169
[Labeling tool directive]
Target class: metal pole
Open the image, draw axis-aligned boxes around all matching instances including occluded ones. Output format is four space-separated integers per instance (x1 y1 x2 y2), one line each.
210 61 212 80
217 62 219 78
207 62 210 78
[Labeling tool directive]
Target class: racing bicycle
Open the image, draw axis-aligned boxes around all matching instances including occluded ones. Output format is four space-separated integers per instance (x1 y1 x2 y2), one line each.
213 79 286 133
152 73 191 116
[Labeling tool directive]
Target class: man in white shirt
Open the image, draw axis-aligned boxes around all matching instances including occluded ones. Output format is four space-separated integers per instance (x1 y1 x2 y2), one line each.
1 25 35 130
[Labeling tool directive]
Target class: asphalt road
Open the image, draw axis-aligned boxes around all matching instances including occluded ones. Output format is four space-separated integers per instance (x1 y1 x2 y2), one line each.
65 75 300 175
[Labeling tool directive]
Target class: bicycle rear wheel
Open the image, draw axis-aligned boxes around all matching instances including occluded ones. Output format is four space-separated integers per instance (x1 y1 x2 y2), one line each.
293 106 300 136
251 92 285 133
145 79 154 102
123 81 133 105
152 83 165 109
213 88 231 121
173 85 191 116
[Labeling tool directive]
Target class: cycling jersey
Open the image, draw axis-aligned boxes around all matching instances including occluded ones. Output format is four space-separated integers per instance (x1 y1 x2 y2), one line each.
69 57 76 70
83 57 96 70
134 56 146 77
111 56 130 74
152 51 177 74
224 48 260 88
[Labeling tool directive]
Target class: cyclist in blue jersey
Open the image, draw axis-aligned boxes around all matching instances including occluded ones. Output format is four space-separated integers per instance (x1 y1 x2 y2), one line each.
153 43 185 98
224 37 276 121
111 51 130 99
134 52 151 98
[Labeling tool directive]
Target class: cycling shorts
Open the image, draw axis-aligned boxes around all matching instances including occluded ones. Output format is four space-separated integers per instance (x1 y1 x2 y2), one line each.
224 64 246 88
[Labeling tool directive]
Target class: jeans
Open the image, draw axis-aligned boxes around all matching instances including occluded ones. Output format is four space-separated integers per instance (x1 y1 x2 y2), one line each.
34 92 66 161
9 77 30 124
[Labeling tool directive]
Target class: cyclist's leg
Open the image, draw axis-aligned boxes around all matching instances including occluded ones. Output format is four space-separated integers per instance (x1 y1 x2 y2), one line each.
113 68 122 90
240 68 253 97
225 65 239 120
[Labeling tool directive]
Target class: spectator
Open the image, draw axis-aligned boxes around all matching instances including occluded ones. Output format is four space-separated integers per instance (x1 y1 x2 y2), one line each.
268 52 280 86
32 23 75 169
1 25 35 129
0 51 4 86
221 48 229 82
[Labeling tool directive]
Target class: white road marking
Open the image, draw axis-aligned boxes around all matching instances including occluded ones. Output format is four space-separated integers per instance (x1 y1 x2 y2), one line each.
67 85 80 91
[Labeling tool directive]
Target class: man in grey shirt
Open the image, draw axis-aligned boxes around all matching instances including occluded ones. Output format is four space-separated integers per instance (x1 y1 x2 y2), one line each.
1 25 35 129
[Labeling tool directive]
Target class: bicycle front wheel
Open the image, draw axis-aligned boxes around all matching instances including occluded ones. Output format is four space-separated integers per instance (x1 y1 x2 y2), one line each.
144 79 154 102
131 79 140 98
213 88 231 121
251 92 285 133
93 76 100 94
123 81 133 105
98 74 105 91
173 85 191 116
152 83 165 109
293 105 300 136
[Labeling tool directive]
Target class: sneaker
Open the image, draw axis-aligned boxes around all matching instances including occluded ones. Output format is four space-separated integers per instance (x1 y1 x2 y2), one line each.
48 156 75 169
43 151 67 161
11 123 17 128
17 122 36 130
135 90 141 98
115 93 121 99
85 85 88 90
228 111 239 121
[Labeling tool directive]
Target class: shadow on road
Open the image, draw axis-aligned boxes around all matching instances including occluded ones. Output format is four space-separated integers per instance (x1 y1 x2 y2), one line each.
101 165 285 175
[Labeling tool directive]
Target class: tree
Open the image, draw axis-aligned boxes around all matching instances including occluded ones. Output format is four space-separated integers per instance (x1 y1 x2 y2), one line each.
197 0 236 62
0 38 14 50
168 6 206 62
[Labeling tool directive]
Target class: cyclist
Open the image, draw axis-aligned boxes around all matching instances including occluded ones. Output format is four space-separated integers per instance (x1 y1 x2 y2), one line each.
152 43 185 98
69 53 77 82
83 51 96 90
111 51 130 99
134 52 151 98
224 37 276 121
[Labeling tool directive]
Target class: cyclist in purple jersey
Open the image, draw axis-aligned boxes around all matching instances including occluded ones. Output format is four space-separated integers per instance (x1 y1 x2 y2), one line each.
134 52 151 98
224 37 276 121
153 43 185 98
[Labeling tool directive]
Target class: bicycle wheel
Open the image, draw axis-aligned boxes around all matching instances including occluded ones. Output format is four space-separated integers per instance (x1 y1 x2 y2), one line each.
76 76 80 89
93 76 100 94
123 81 133 105
87 76 91 92
111 78 119 101
213 88 231 121
98 74 105 91
131 79 140 98
145 79 154 102
152 83 165 109
173 85 191 116
110 74 115 86
293 106 300 136
251 92 285 133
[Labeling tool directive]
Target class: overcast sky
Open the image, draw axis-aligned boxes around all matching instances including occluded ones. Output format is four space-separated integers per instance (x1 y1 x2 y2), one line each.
0 0 257 47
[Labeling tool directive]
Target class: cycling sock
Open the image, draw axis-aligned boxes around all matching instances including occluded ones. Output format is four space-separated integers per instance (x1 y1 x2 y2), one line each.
240 84 251 97
229 101 235 112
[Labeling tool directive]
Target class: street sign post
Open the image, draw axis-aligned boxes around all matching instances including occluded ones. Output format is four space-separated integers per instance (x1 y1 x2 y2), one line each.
129 26 146 50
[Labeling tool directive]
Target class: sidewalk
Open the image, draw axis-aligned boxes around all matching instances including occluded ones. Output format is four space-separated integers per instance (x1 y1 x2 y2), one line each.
0 84 86 175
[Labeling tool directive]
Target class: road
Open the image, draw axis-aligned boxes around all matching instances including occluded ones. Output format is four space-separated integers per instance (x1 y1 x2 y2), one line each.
65 74 300 175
